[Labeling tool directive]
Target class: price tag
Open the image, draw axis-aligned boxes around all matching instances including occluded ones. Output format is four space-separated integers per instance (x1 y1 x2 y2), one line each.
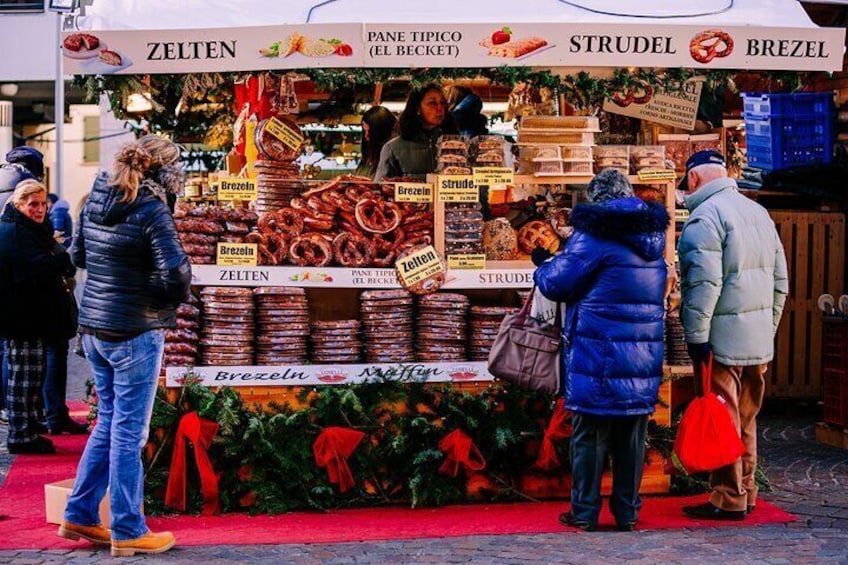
473 167 514 187
216 243 258 267
447 254 486 270
637 168 678 182
264 116 305 151
674 209 690 222
436 175 477 203
394 182 433 203
217 177 258 201
395 245 444 288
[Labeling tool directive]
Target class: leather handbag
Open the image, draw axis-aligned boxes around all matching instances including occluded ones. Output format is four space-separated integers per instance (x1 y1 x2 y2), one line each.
487 287 562 396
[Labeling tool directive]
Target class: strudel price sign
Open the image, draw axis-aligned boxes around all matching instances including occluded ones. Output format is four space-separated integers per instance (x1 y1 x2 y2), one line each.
436 176 478 203
165 361 495 387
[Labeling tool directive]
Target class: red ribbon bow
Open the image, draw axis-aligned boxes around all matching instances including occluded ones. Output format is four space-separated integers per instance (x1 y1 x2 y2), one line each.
164 412 221 515
313 426 365 493
534 399 573 471
438 430 487 477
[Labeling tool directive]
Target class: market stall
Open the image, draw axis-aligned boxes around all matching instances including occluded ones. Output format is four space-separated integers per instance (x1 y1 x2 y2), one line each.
62 0 845 512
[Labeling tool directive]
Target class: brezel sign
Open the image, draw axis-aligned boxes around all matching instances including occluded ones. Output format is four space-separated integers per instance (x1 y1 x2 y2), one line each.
62 22 845 74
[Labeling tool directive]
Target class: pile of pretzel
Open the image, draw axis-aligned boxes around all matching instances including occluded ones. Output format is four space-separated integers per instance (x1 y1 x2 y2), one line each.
247 175 433 267
174 202 258 264
164 295 201 367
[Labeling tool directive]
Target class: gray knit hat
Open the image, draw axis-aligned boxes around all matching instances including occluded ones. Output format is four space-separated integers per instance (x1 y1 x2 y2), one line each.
587 168 634 203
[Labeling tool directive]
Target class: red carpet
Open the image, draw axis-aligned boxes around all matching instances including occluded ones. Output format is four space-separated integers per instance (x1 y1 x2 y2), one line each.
0 405 795 550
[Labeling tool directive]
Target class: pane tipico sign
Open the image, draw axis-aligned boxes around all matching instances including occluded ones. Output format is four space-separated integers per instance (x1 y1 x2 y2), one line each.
447 254 486 270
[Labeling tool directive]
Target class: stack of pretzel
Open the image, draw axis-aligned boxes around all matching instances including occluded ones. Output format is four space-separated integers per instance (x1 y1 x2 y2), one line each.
416 293 468 362
254 287 309 364
254 160 305 216
360 289 415 363
164 295 201 367
247 175 433 267
174 202 258 264
199 287 255 366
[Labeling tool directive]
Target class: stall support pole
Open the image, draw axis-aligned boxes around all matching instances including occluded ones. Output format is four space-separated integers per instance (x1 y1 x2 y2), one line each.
54 13 64 200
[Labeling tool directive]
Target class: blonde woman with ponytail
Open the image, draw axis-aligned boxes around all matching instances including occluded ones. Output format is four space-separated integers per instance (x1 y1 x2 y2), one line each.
60 135 190 557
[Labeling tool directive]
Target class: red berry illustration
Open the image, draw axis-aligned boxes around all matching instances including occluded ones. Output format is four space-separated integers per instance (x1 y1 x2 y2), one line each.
491 27 512 45
335 43 353 56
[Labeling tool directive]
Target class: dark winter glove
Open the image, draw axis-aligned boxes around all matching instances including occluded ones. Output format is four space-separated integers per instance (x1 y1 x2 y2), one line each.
531 247 553 267
686 342 712 365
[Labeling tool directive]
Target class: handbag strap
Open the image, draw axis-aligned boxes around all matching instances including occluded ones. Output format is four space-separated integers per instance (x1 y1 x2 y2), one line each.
700 353 713 396
518 285 563 327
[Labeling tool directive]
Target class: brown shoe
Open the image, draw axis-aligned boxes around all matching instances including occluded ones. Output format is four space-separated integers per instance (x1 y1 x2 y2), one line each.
111 531 175 557
57 521 111 545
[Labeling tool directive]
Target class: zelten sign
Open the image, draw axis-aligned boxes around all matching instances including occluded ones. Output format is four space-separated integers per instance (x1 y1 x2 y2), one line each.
62 23 845 74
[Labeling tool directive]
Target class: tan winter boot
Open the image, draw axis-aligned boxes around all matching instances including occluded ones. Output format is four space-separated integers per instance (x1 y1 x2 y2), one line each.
57 521 111 545
111 530 176 557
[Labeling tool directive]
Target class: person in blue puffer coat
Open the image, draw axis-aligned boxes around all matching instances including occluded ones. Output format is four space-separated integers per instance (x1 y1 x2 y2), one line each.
533 169 670 532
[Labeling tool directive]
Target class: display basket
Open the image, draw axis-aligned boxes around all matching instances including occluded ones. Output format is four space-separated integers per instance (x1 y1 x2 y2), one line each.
745 114 834 171
742 91 835 118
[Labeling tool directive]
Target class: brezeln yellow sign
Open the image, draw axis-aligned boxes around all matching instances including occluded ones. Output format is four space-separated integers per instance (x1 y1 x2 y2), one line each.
216 243 258 267
473 167 514 186
447 254 486 270
395 245 444 287
217 177 258 201
436 175 478 203
265 116 305 152
394 182 433 203
637 168 678 182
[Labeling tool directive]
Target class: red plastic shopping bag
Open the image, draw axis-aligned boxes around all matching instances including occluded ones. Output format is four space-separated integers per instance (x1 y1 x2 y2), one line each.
670 354 746 474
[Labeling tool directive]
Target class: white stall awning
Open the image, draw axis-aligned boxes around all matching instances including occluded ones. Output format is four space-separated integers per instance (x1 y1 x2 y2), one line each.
63 0 845 74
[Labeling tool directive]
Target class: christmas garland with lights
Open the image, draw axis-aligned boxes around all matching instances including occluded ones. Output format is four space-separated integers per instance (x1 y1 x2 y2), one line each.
73 67 811 144
131 375 770 515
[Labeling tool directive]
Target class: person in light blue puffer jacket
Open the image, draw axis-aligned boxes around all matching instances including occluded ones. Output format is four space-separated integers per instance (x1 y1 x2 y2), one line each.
677 150 788 523
533 169 670 532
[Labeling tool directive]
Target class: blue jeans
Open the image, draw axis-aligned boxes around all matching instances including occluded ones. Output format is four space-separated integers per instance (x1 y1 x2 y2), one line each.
43 339 70 428
569 412 649 526
1 339 9 411
64 329 163 540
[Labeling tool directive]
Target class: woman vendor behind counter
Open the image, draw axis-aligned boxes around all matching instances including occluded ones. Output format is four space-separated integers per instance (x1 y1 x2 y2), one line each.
374 83 457 181
355 106 398 178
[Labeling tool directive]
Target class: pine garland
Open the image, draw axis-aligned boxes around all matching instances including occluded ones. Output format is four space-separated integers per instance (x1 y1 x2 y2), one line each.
73 67 815 143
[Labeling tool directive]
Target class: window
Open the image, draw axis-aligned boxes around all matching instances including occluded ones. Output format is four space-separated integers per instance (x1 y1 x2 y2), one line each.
0 0 44 13
83 116 99 164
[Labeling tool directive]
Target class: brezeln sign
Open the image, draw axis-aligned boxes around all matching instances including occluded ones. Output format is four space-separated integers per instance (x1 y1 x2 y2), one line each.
395 245 444 287
436 175 478 203
217 177 258 201
447 254 486 270
264 116 305 152
216 243 258 266
473 167 514 187
636 168 678 182
394 182 433 203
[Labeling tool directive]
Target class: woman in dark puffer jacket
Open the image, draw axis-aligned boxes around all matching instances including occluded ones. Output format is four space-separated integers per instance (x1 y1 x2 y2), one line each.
533 169 669 533
60 135 190 557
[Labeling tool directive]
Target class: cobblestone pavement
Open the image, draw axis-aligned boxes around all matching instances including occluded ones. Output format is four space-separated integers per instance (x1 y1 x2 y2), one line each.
1 357 846 564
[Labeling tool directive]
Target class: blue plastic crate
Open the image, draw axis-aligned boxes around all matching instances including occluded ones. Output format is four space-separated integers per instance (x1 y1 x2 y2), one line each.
744 114 834 171
742 92 834 118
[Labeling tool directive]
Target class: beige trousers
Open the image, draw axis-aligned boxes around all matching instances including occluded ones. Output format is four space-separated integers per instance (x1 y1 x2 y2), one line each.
694 361 768 512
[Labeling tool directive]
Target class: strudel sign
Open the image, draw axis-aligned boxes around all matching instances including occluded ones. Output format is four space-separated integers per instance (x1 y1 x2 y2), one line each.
62 22 844 75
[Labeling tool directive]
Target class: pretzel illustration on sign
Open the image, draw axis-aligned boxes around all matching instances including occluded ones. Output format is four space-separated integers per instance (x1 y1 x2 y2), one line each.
689 29 734 64
610 82 654 108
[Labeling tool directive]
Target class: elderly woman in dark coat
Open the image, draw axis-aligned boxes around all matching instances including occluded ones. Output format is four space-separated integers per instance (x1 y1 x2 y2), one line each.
533 169 670 532
0 179 76 455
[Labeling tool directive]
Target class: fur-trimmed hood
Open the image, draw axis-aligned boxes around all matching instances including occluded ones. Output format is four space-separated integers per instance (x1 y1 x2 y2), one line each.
570 196 670 261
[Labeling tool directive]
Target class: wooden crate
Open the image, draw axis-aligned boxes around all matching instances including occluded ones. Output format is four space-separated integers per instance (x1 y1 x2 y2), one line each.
770 212 845 398
815 422 848 451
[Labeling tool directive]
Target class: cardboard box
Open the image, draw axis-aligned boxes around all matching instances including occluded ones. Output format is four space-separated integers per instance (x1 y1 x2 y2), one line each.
44 479 110 525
